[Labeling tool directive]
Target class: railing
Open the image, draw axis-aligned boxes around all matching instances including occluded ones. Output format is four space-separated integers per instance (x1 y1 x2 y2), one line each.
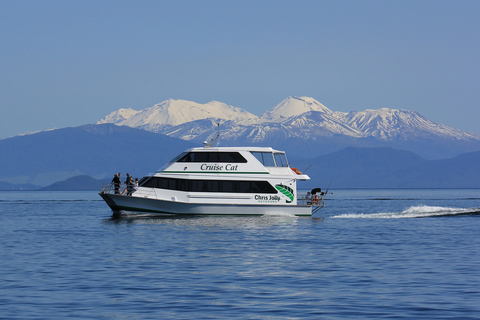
100 183 138 195
298 192 325 210
100 183 153 198
100 183 114 194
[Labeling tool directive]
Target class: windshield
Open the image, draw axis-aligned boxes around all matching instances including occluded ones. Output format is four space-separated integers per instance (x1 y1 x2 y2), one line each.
251 151 276 167
274 153 288 167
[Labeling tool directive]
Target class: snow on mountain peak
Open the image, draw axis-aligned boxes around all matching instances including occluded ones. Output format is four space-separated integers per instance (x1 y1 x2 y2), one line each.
340 107 475 140
261 96 332 122
97 108 141 125
97 99 259 131
97 97 480 146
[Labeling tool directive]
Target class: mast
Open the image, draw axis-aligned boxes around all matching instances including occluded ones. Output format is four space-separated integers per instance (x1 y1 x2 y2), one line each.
203 123 220 148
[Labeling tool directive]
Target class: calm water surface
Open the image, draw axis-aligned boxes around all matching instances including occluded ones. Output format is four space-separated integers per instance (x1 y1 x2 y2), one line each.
1 189 479 319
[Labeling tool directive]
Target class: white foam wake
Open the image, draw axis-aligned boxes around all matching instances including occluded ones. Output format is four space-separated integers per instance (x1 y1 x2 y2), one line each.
332 205 480 219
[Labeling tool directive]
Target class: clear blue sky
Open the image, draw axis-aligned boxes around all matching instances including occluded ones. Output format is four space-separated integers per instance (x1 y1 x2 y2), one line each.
1 0 479 139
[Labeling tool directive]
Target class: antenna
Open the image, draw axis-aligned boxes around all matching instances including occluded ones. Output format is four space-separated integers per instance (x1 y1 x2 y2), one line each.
203 123 220 148
302 165 312 173
325 176 334 195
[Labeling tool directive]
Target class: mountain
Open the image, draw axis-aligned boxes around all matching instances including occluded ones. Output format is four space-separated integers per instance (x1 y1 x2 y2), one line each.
400 150 480 188
290 147 480 189
261 96 332 122
337 108 478 141
39 175 110 191
289 147 425 189
0 124 194 187
97 96 480 159
3 96 480 189
17 147 480 190
0 181 38 191
2 124 480 189
98 99 259 133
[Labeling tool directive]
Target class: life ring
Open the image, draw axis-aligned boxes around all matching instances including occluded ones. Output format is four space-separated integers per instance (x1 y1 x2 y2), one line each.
291 167 302 175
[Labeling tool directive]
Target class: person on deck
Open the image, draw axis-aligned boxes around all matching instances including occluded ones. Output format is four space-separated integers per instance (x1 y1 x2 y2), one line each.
111 173 121 194
134 178 139 192
127 176 134 196
122 173 131 195
306 192 312 205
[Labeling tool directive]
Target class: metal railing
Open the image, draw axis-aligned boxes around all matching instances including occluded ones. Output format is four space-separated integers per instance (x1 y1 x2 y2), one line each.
297 193 325 215
100 183 114 194
100 183 138 195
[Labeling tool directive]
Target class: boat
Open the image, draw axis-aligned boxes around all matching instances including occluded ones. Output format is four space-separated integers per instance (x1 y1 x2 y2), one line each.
99 144 325 216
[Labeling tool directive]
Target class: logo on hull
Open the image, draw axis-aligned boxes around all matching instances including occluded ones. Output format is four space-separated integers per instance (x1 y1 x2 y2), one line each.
275 184 294 203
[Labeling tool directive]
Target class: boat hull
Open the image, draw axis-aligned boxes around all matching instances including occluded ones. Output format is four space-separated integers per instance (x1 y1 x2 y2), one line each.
99 193 312 216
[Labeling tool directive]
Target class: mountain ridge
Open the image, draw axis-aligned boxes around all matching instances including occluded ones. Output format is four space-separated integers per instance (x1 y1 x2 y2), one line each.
9 146 480 190
261 96 332 122
98 98 259 132
290 147 480 188
0 124 194 187
97 96 480 159
1 123 480 189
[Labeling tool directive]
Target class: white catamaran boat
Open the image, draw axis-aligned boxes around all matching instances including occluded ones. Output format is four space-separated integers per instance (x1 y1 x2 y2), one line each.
99 145 325 216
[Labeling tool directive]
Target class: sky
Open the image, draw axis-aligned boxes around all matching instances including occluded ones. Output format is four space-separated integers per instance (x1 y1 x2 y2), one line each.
1 0 479 139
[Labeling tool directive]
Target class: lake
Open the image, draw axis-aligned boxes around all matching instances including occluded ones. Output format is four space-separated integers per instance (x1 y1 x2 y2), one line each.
1 189 479 319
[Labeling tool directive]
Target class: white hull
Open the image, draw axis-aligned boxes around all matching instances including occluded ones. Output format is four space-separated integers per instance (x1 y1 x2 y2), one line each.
100 146 325 217
100 193 312 216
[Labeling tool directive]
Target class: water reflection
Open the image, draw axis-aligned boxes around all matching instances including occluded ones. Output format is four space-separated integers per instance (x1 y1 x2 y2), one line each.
104 211 304 228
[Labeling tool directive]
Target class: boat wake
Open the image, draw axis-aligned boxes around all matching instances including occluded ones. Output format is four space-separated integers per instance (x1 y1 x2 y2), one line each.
332 205 480 219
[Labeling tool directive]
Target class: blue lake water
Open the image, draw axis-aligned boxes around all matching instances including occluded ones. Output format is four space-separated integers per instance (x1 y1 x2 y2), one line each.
1 189 480 319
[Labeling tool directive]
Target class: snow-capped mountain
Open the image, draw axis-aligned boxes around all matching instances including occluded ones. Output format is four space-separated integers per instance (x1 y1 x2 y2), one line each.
261 96 332 122
335 108 479 141
97 96 480 158
97 99 259 132
98 108 141 124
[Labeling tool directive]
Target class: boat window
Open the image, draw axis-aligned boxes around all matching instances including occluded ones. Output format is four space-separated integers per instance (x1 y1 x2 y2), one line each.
274 153 288 167
138 176 151 186
178 152 247 163
169 152 188 164
251 152 276 167
141 177 277 194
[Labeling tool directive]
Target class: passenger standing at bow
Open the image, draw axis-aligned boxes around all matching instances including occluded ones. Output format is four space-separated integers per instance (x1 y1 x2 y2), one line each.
127 176 134 196
122 173 131 195
111 173 121 194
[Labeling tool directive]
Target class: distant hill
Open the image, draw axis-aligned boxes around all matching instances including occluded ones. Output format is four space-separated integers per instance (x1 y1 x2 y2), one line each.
31 147 480 191
290 147 480 189
1 122 480 189
0 124 194 187
0 181 38 191
39 175 109 191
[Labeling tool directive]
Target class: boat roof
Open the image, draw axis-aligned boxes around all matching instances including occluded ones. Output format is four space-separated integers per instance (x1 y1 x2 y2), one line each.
187 146 285 153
